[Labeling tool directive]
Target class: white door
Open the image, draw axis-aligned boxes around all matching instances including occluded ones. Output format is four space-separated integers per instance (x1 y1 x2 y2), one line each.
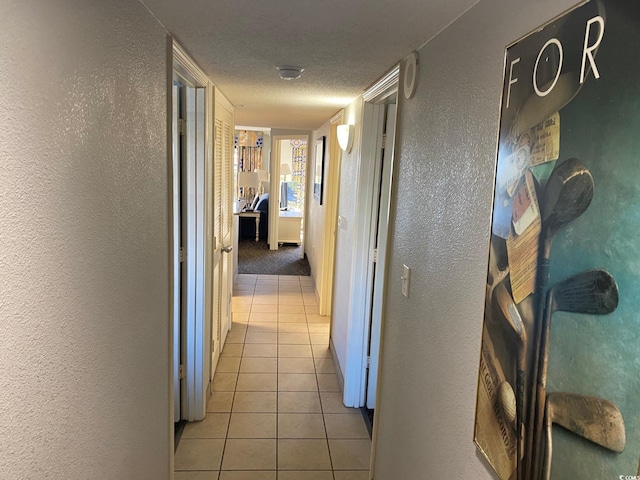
222 121 234 335
184 84 207 420
173 81 207 420
366 102 397 409
214 89 235 351
172 81 183 422
173 42 221 421
171 74 208 421
210 119 222 379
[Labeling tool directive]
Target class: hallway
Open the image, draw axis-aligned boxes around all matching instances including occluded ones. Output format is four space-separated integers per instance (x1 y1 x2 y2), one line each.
174 274 371 479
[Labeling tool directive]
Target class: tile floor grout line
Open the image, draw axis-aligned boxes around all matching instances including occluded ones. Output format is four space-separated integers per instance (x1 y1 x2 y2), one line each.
224 277 256 476
307 295 338 478
223 276 357 478
216 287 250 478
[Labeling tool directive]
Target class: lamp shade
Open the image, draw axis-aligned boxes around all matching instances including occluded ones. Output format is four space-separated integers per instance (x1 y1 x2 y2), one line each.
280 163 292 176
256 169 269 182
238 171 259 188
337 124 354 153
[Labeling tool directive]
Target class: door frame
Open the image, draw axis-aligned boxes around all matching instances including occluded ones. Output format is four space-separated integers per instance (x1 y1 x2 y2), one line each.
269 134 309 251
343 66 399 408
365 101 397 409
171 75 181 426
172 40 213 424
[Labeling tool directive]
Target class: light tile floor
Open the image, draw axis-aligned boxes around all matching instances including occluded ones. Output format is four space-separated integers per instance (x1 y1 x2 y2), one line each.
175 275 371 480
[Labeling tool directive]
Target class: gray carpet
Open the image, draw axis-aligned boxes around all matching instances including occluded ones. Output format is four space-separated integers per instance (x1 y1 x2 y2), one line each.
237 238 311 276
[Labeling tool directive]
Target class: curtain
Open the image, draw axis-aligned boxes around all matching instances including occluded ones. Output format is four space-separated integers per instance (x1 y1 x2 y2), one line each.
235 130 263 172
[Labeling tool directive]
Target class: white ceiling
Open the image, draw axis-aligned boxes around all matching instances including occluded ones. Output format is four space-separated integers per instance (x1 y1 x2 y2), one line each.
142 0 479 130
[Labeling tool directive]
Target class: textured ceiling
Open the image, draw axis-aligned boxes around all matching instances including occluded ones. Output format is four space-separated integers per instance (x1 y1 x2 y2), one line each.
141 0 479 130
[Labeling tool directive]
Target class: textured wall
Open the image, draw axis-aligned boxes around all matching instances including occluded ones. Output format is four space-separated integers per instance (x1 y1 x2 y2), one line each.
372 0 578 478
331 99 363 375
0 2 170 479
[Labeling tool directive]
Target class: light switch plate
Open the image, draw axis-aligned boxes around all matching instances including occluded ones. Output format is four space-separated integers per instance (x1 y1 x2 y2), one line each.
401 264 411 298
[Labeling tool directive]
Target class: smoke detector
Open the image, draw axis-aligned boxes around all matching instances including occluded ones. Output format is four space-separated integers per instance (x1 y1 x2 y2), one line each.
276 66 304 80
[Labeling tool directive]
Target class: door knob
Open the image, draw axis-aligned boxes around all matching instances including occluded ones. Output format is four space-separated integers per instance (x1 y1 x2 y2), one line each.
221 245 233 253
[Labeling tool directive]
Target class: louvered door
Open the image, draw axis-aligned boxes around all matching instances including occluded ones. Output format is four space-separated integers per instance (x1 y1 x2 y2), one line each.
213 89 234 356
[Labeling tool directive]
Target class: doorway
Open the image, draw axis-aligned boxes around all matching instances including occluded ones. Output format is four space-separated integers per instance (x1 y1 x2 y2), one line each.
172 42 235 431
365 100 397 411
342 67 399 419
270 136 308 254
172 79 183 426
171 73 207 424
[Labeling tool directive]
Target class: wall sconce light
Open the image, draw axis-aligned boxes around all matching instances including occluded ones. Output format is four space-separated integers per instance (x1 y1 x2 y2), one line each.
337 124 354 153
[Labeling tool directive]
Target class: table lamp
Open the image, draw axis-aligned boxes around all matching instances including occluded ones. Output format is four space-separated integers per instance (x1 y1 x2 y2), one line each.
238 171 259 207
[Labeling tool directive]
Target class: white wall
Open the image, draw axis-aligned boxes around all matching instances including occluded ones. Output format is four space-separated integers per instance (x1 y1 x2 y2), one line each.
330 99 364 377
278 138 294 167
0 2 170 479
372 0 578 478
306 122 330 295
270 128 312 138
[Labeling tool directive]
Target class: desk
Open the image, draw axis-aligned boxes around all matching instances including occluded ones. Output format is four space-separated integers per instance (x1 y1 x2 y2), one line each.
278 211 303 244
234 211 261 242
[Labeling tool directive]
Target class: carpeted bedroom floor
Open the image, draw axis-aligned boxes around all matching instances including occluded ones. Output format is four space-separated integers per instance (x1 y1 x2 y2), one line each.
237 238 311 276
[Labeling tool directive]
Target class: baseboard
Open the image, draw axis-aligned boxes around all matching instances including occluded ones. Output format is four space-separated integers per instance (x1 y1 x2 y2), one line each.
329 337 345 394
311 271 320 304
361 406 374 438
174 420 186 452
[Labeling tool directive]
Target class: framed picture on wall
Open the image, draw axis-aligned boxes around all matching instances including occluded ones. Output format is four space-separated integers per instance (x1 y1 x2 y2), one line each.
474 2 639 479
314 136 325 204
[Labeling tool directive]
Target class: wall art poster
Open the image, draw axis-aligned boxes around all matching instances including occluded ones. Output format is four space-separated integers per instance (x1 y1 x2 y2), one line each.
474 2 640 479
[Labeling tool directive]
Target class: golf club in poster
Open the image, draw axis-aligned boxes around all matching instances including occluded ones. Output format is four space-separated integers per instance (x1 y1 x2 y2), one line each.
473 1 640 478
